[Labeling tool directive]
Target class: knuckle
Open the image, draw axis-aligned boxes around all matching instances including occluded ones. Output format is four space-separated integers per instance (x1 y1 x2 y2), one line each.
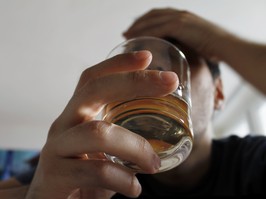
179 10 192 22
128 70 148 83
89 120 113 142
96 163 140 197
98 162 112 177
179 10 189 16
149 8 159 14
48 118 61 135
80 67 92 81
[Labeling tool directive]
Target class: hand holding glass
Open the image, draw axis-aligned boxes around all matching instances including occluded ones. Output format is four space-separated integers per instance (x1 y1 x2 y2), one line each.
102 36 194 173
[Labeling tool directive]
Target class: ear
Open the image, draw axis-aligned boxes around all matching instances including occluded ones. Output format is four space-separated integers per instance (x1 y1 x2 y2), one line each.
213 77 225 110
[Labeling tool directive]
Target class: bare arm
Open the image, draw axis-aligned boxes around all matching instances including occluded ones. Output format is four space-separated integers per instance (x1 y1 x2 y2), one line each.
215 34 266 94
124 8 266 94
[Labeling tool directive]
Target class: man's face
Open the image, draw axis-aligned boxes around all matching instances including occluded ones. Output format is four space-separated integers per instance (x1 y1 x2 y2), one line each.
127 38 220 139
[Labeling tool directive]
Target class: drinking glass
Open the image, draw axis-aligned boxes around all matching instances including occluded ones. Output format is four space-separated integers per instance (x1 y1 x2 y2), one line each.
102 36 193 173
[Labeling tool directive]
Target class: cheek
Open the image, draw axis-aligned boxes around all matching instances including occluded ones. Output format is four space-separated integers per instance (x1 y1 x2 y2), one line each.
190 77 215 135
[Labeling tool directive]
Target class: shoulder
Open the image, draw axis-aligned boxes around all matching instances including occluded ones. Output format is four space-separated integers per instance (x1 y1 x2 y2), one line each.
211 135 266 195
212 134 266 161
211 134 266 169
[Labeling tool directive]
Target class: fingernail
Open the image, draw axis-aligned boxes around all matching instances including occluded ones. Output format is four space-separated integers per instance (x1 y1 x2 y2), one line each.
159 71 178 85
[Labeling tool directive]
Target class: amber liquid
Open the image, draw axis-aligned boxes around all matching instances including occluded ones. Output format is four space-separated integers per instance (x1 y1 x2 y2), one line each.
103 95 193 173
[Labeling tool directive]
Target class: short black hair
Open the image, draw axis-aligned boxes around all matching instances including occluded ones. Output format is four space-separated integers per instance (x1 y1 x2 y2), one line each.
164 37 221 80
206 59 220 80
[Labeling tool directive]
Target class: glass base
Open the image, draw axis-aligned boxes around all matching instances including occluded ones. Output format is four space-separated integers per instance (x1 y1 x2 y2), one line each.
105 136 192 173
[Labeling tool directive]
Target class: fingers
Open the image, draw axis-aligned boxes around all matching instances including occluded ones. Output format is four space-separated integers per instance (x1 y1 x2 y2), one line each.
123 8 181 39
56 121 161 174
74 50 152 93
36 154 141 198
125 8 175 32
55 159 142 198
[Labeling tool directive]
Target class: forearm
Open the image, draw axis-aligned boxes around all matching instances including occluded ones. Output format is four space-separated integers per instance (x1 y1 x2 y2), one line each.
215 33 266 94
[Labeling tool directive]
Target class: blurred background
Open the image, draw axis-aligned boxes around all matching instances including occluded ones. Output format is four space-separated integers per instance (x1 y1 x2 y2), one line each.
0 0 265 151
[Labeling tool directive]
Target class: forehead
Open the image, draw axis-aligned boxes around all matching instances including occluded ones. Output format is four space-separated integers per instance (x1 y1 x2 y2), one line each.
190 58 211 80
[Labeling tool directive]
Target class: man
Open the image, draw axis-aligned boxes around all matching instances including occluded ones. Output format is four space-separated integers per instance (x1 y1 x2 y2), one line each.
1 8 266 198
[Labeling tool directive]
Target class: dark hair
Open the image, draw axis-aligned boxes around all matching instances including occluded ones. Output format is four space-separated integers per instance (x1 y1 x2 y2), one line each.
164 37 221 80
206 60 220 80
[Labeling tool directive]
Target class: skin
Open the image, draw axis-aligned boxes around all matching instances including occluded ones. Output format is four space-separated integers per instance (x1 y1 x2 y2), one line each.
0 7 264 199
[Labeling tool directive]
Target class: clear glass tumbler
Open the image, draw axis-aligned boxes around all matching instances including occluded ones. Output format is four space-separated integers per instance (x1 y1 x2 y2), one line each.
102 36 193 173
